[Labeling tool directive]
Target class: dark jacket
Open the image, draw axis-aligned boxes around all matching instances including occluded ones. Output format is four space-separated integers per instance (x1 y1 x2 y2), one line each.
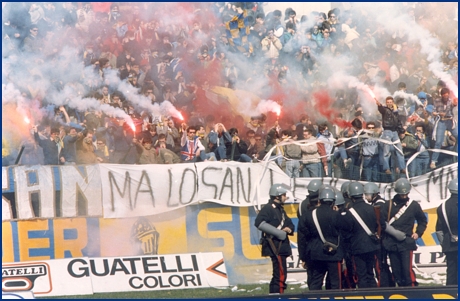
60 134 78 163
297 194 319 217
371 195 386 207
381 194 427 252
298 203 343 261
254 199 294 257
340 197 386 255
112 125 133 152
34 132 59 165
225 138 249 161
297 194 319 262
378 104 401 131
436 195 458 253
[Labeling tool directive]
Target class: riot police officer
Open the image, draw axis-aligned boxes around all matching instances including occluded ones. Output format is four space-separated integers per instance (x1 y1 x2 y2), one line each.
436 178 458 285
339 180 355 288
341 182 386 288
298 179 322 217
255 184 295 294
364 182 385 206
298 187 343 290
364 182 393 287
381 178 427 287
297 179 322 288
340 181 353 207
334 190 346 211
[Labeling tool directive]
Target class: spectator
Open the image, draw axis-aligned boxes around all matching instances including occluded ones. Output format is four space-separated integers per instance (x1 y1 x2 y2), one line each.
261 29 283 59
208 122 232 161
341 118 363 180
76 130 97 164
282 129 302 178
180 125 206 163
226 128 251 162
196 125 216 161
22 24 41 53
94 137 110 163
134 137 158 164
375 96 406 177
300 127 327 177
156 116 179 150
157 141 181 164
33 125 59 165
361 122 380 182
413 123 430 177
59 127 78 165
398 128 418 178
316 124 334 177
430 88 457 169
110 119 135 164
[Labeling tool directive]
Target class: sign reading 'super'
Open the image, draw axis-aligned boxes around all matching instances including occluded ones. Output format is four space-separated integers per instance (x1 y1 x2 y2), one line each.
67 253 228 292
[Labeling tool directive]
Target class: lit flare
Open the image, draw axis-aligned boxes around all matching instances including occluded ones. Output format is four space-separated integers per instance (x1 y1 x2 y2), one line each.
274 107 281 117
128 122 136 132
366 88 375 99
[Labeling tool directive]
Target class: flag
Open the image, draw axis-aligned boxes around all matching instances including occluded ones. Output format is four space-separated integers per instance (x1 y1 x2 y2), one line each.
225 9 253 54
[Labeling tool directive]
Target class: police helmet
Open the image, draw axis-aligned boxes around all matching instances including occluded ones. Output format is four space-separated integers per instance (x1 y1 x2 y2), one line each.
394 178 411 194
269 183 289 197
348 182 364 197
448 178 458 194
341 181 351 195
319 184 333 192
307 179 323 193
335 191 345 206
364 182 379 195
319 187 336 202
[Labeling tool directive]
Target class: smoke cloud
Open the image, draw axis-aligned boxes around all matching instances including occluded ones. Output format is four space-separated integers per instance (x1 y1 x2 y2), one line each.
1 2 457 154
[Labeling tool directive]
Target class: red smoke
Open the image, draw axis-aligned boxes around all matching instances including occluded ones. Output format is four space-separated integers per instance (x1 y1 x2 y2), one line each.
313 90 351 128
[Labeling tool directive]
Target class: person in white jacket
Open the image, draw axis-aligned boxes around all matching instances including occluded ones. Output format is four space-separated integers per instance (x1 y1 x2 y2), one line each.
261 30 283 59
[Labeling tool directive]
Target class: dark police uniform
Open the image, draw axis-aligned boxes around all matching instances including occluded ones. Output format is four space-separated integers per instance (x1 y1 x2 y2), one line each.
436 195 458 285
381 194 427 286
340 194 356 289
298 203 343 290
297 193 319 288
341 197 386 288
255 199 294 294
370 195 395 287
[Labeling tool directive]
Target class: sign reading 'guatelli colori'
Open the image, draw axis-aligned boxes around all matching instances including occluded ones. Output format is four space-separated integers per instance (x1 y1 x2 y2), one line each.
2 253 228 296
67 253 228 292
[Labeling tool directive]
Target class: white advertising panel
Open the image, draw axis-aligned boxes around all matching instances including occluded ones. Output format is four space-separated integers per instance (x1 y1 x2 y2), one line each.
66 252 229 293
2 291 35 299
2 259 93 297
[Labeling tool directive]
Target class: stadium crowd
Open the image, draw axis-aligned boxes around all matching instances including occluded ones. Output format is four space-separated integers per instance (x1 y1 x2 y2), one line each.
1 2 458 183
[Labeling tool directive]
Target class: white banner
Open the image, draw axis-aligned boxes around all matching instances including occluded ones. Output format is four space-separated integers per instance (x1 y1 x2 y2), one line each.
66 253 229 293
289 163 458 211
2 259 93 297
99 161 289 219
2 162 457 220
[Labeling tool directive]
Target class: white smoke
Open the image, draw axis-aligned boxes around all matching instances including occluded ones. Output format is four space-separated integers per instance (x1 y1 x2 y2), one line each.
255 99 281 116
393 90 423 107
